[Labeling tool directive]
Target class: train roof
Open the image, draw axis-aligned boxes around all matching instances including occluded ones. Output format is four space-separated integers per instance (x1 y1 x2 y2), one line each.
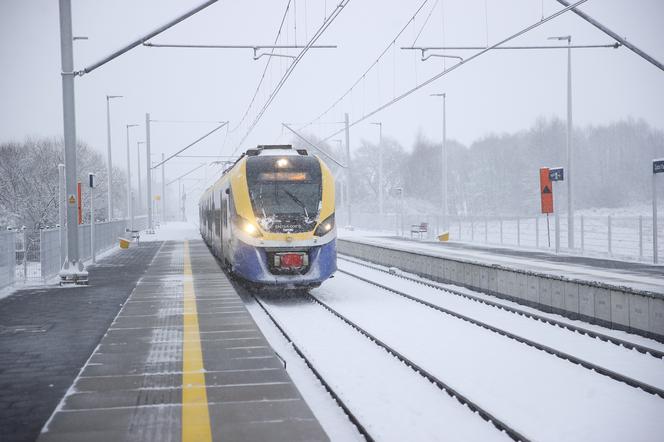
246 145 309 157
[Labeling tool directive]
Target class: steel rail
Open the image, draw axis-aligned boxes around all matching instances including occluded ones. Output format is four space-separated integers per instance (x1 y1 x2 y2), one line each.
337 268 664 399
251 293 375 442
338 255 664 357
305 293 529 441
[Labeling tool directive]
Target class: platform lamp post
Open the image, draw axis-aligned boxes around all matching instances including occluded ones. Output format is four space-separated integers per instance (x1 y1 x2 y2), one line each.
431 93 448 232
136 141 144 214
549 35 574 249
370 122 384 216
126 124 139 231
105 95 123 220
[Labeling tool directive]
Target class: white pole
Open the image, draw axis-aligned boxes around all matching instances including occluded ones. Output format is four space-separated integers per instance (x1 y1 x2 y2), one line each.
442 93 448 232
58 164 66 266
126 125 136 231
344 113 352 227
161 153 166 223
106 97 113 220
377 123 384 216
566 37 575 249
90 175 95 264
58 0 84 282
145 113 153 232
137 141 143 214
654 171 659 264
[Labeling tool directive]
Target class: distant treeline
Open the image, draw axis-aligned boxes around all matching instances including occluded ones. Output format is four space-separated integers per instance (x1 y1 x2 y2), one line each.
306 117 664 216
0 138 127 229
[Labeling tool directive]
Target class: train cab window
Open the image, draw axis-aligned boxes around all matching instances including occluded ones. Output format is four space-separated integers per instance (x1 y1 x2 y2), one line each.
246 156 322 233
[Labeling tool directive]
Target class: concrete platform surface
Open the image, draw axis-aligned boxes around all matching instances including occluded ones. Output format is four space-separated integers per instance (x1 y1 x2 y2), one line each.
0 242 161 442
38 239 328 442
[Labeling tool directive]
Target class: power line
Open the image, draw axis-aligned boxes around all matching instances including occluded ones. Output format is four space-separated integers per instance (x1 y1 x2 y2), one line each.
412 0 439 46
228 0 293 134
152 121 228 169
320 0 588 142
299 0 430 132
232 0 352 155
556 0 664 72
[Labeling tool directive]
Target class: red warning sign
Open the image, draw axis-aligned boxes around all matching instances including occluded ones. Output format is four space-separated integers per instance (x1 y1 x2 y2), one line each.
540 167 553 214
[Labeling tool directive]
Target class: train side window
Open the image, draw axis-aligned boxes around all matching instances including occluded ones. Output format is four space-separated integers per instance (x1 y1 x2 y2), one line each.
222 189 228 227
228 188 236 217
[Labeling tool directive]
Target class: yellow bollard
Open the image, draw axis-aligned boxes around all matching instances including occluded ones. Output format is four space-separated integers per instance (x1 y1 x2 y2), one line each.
119 238 130 249
438 232 450 242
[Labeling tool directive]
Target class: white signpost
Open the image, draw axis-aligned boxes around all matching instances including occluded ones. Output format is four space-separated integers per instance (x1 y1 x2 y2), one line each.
89 173 96 264
653 159 664 264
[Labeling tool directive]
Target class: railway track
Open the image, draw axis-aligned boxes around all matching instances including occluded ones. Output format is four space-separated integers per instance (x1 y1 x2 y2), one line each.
253 292 527 442
250 292 376 442
339 255 664 358
337 262 664 399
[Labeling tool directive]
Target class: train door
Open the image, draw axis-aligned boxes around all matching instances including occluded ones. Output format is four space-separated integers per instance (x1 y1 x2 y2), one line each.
221 186 230 262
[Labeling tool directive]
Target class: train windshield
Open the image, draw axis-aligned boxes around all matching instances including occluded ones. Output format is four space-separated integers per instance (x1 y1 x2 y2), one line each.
246 155 322 233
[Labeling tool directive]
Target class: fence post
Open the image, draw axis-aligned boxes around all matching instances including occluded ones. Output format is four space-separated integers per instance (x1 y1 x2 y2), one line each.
22 229 27 283
484 217 488 243
608 215 612 256
517 217 521 247
535 216 540 248
555 213 560 253
638 215 643 260
471 218 475 241
580 215 585 253
500 218 503 244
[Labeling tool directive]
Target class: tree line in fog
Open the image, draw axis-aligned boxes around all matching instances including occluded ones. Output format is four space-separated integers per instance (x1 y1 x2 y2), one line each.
301 117 664 217
0 138 127 229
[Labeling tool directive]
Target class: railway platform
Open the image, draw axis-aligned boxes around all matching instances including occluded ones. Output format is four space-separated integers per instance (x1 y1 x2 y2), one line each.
0 231 328 442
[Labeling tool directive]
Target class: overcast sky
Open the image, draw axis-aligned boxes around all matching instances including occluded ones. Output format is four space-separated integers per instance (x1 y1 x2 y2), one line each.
1 0 663 193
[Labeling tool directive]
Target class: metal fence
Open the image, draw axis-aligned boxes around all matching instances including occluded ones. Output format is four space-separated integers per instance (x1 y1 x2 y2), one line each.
13 218 144 283
0 231 15 289
349 211 664 263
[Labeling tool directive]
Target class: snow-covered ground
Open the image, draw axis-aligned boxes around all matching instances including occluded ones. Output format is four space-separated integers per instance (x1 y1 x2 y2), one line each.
296 267 664 441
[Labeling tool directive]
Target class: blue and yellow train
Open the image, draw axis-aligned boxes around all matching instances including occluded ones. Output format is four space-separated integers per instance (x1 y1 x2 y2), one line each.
199 145 336 288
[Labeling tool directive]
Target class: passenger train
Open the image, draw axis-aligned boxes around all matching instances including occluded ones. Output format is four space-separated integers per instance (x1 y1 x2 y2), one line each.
199 145 336 288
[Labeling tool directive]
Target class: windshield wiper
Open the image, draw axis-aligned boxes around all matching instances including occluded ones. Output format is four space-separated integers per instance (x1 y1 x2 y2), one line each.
281 189 309 218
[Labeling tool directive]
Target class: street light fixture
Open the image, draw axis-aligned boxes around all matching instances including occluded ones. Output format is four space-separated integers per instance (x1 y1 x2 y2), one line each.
548 35 574 249
370 122 384 215
105 95 123 220
430 93 448 232
126 124 139 231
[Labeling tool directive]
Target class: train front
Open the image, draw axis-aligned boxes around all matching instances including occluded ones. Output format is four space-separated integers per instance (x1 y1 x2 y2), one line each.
231 150 336 288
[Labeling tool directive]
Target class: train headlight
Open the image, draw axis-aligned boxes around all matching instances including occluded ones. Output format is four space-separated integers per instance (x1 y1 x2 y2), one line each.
234 215 262 237
314 213 335 236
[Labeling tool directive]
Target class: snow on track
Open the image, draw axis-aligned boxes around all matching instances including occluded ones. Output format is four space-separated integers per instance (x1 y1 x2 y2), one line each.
340 255 664 353
260 295 510 442
339 259 664 390
313 275 664 442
